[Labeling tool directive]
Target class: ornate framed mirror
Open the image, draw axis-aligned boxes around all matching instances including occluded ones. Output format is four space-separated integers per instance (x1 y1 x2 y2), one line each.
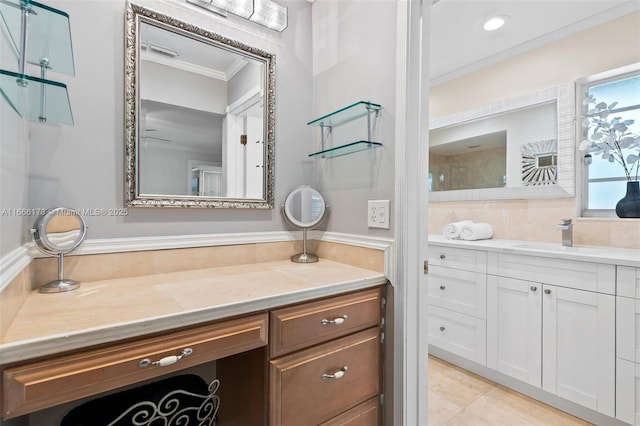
125 2 275 208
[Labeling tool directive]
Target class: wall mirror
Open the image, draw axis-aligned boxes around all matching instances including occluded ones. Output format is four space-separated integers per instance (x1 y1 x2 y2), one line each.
31 207 87 293
125 2 275 208
429 83 575 201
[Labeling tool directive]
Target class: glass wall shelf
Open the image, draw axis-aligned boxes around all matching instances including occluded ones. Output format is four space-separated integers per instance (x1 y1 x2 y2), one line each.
309 141 382 159
0 69 74 125
307 101 381 127
0 0 75 76
307 101 382 159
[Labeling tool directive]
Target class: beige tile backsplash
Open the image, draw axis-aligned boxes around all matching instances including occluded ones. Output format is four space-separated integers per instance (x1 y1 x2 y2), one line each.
429 198 640 249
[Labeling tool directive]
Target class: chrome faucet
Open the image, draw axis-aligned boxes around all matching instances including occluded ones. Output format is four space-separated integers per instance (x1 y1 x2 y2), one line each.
557 218 573 247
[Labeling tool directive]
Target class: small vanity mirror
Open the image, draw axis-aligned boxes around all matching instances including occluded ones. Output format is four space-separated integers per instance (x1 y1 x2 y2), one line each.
282 186 327 263
125 3 275 208
31 207 87 293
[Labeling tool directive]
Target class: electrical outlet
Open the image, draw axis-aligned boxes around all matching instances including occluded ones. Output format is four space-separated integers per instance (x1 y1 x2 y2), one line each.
368 200 390 229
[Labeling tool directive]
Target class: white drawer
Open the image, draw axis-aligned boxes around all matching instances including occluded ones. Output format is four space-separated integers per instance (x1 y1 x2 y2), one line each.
618 296 640 364
616 358 640 425
496 253 615 294
428 305 486 366
619 266 640 299
428 245 487 273
428 265 486 319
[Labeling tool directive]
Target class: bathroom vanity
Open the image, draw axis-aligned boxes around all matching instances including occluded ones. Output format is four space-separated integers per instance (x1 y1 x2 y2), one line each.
427 235 640 425
0 260 388 424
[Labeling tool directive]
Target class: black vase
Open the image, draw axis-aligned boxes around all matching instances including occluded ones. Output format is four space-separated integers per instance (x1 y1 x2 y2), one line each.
615 181 640 218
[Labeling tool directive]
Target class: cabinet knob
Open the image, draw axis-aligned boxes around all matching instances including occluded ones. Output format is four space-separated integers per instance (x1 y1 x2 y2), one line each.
439 285 446 290
139 348 193 368
439 254 446 259
544 289 551 295
321 366 348 380
439 326 445 331
530 286 537 292
321 315 348 325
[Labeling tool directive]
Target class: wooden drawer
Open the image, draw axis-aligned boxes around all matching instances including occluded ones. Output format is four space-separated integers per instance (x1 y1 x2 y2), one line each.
427 245 487 273
428 305 486 365
619 266 640 299
270 287 381 357
2 313 268 419
428 265 486 319
269 327 380 426
496 253 615 294
320 396 379 426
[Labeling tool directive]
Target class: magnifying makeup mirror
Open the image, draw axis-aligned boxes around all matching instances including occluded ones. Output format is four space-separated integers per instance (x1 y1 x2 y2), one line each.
282 186 327 263
31 207 87 293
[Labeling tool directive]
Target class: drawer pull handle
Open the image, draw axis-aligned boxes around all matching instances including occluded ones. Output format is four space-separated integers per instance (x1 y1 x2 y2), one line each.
321 366 348 380
439 326 445 331
321 315 348 325
139 348 193 368
439 285 446 290
530 286 537 292
440 254 446 259
544 289 551 295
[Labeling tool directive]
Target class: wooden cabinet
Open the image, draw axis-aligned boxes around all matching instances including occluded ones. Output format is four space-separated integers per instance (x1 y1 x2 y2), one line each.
2 314 268 419
269 288 383 426
617 266 640 425
427 249 487 366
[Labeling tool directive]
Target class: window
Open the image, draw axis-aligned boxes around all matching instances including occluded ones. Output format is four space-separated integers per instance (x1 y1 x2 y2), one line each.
578 64 640 217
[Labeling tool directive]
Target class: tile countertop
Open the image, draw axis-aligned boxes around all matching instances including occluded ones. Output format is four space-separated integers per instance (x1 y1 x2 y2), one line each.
0 260 387 365
429 234 640 267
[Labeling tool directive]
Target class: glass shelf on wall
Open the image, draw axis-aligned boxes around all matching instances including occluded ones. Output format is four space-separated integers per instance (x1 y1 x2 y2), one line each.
309 141 382 159
0 0 75 76
307 101 381 128
0 69 74 125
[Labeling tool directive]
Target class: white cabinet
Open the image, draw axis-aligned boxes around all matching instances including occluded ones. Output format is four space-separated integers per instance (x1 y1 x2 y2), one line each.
427 247 487 366
541 285 615 416
487 276 541 387
617 266 640 425
487 277 615 417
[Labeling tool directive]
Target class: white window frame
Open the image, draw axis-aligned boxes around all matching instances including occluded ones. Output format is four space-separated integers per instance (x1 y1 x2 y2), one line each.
576 63 640 218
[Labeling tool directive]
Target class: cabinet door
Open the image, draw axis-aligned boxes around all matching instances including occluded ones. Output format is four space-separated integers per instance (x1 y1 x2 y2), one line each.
618 296 640 364
487 276 541 387
542 285 615 417
616 358 639 425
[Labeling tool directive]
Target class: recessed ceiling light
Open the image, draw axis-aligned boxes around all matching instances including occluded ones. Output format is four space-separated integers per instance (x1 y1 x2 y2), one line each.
483 15 508 31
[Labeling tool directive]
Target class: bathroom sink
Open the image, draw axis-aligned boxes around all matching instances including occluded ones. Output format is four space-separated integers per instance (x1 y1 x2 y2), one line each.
511 243 601 255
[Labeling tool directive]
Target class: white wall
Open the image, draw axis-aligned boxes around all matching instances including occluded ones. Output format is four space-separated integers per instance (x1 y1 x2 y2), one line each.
311 0 397 237
22 0 312 240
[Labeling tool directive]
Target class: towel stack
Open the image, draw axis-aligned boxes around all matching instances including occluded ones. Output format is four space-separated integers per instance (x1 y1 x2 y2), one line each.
442 220 493 241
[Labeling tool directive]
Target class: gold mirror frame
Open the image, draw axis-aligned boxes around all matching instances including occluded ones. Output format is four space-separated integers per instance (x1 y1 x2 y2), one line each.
124 2 276 208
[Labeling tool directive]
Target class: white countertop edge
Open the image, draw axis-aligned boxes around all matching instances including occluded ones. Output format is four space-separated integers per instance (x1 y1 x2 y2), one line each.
0 276 387 365
428 235 640 267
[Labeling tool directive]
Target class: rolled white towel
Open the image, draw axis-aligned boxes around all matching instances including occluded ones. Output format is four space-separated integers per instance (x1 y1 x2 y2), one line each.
443 220 474 239
460 223 494 241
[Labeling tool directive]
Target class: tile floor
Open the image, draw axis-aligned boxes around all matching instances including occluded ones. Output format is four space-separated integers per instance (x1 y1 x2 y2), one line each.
428 355 593 425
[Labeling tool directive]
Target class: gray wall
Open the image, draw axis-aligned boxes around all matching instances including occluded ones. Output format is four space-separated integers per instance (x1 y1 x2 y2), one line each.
22 0 312 240
0 16 30 257
311 0 397 238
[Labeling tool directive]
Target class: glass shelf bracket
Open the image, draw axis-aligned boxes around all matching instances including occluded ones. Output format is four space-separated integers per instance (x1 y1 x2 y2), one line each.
307 101 382 158
0 0 75 125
